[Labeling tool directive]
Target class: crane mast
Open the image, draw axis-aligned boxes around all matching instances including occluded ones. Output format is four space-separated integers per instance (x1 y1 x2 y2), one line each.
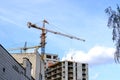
27 20 49 55
27 20 85 57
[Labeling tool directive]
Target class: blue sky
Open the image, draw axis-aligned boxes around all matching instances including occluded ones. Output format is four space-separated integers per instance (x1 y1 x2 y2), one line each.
0 0 120 80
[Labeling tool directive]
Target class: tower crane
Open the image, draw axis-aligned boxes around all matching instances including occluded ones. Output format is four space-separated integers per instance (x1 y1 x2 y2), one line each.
27 20 85 80
27 20 85 59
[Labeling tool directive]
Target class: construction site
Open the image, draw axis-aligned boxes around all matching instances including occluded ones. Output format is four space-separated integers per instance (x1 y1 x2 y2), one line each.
0 20 88 80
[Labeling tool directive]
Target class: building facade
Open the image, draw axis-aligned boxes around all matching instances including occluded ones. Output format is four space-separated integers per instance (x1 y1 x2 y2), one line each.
12 52 41 80
45 61 88 80
0 44 33 80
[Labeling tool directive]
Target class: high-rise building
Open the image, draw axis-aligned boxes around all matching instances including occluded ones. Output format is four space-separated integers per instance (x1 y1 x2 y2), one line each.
45 61 88 80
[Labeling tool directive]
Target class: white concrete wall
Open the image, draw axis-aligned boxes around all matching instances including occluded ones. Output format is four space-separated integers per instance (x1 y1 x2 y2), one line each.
73 62 76 80
65 61 68 80
77 63 82 80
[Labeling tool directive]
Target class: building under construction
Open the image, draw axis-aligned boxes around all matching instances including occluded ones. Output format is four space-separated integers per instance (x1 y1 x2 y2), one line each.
46 61 88 80
1 20 88 80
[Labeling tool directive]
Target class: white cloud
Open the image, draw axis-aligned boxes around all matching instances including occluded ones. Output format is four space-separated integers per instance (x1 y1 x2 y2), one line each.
62 46 115 66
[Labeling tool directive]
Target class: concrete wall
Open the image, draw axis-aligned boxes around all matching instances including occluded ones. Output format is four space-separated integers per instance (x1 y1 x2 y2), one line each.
23 57 32 80
0 45 31 80
12 52 41 80
77 63 82 80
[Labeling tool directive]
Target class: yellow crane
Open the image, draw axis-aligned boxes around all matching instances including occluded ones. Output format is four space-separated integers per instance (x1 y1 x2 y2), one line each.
27 20 85 59
27 20 85 80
